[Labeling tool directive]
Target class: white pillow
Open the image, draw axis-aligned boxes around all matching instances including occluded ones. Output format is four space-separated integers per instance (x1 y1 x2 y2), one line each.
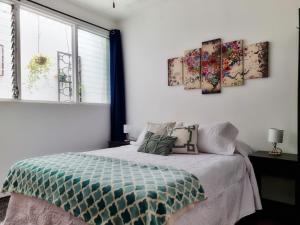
197 122 239 155
235 140 254 156
132 122 176 146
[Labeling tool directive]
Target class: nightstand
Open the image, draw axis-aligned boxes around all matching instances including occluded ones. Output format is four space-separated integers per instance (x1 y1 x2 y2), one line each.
108 140 130 148
249 151 299 224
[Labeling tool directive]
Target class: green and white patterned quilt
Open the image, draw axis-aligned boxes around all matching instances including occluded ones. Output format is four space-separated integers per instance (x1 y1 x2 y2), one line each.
2 153 205 225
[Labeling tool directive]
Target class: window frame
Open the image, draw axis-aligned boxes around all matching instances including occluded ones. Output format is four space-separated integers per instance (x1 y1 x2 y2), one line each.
0 0 110 105
0 44 4 77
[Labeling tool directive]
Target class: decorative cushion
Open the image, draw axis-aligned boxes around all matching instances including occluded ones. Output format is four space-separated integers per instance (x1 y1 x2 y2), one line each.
235 140 254 156
134 122 176 146
197 122 239 155
170 125 199 154
137 131 177 156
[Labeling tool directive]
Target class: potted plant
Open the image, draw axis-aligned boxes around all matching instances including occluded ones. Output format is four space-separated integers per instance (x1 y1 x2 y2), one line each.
27 54 52 89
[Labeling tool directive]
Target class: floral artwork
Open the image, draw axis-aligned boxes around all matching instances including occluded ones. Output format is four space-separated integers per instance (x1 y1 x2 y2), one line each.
183 48 201 89
222 40 244 87
244 42 269 79
167 39 270 95
168 57 183 86
201 39 222 94
0 44 3 76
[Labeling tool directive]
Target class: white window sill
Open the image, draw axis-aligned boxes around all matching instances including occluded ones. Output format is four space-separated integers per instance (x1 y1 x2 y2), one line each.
0 98 110 106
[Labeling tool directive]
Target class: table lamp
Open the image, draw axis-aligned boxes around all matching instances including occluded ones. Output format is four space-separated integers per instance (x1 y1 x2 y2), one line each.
268 128 284 156
123 124 130 141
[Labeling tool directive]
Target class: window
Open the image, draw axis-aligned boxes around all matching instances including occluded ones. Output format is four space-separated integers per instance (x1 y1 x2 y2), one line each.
0 1 109 104
78 29 109 103
20 9 73 102
0 2 13 99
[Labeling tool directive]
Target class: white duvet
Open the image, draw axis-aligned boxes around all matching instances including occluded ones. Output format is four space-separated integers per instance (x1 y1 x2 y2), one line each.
86 145 262 225
87 146 243 199
2 145 261 225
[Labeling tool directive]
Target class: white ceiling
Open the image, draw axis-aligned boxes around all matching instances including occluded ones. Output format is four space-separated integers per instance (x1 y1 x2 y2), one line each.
64 0 162 21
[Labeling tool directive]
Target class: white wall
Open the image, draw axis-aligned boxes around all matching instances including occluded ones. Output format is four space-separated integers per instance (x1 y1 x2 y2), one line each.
121 0 299 154
0 0 116 185
0 102 110 183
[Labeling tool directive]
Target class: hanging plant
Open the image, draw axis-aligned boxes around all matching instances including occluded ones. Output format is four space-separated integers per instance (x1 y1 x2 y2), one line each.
27 54 52 89
35 55 48 65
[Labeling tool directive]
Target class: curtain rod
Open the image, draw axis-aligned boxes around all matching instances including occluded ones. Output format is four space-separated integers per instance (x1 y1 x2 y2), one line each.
19 0 111 32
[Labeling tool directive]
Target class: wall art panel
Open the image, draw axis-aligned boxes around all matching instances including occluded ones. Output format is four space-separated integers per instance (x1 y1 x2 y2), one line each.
201 39 222 94
244 42 269 79
222 40 244 87
168 57 183 86
183 48 201 89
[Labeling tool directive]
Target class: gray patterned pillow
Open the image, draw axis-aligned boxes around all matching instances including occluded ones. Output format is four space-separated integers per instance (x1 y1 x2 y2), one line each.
170 125 199 154
137 131 177 156
135 122 176 146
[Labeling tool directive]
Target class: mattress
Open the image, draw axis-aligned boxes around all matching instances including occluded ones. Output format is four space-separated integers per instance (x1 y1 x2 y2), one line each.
2 145 261 225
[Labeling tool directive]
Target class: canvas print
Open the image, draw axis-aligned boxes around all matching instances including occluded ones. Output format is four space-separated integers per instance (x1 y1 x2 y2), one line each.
201 39 222 94
244 42 269 79
168 57 183 86
183 48 201 89
0 45 3 76
222 40 244 87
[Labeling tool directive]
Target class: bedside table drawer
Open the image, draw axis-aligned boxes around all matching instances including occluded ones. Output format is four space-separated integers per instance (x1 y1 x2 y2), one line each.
251 157 298 179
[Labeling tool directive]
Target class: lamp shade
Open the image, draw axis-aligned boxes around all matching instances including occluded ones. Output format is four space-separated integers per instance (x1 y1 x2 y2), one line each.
268 128 284 143
123 124 130 134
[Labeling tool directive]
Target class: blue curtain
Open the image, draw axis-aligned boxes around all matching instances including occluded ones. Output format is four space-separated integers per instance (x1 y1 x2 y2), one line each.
109 29 126 142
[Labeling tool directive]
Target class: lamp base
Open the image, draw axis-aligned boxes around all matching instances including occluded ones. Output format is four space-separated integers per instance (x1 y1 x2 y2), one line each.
268 147 283 156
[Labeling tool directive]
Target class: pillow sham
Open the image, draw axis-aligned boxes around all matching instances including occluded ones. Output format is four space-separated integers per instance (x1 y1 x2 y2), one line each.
138 131 177 156
170 125 199 154
235 140 254 156
134 122 176 146
197 122 239 155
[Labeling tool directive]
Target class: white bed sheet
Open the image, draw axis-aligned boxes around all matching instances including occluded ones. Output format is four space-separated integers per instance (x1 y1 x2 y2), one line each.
86 145 262 225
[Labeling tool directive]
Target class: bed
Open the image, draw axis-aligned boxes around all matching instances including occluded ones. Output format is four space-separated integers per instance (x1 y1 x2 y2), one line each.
1 144 261 225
